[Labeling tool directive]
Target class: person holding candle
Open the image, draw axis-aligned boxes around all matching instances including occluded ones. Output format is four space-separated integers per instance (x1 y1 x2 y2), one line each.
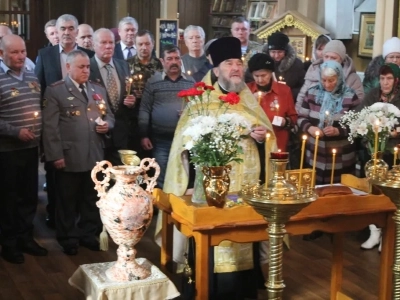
0 35 47 263
298 60 360 184
89 28 138 165
247 53 297 153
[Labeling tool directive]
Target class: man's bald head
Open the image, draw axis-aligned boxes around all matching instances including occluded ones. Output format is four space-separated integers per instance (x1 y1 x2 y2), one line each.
0 35 26 74
0 25 12 38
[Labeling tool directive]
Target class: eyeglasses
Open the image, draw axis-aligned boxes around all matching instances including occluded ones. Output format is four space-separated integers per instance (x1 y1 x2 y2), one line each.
386 56 400 60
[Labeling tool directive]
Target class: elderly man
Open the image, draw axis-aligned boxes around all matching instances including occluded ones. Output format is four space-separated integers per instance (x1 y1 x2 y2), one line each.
44 20 59 46
0 25 35 71
139 44 195 188
0 35 47 264
76 24 94 51
35 14 94 229
181 25 208 78
162 37 276 299
89 28 137 164
42 50 114 255
114 17 139 60
230 17 261 57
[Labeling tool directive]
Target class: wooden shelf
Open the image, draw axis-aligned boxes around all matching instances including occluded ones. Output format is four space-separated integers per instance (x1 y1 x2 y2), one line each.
211 12 243 16
211 25 231 29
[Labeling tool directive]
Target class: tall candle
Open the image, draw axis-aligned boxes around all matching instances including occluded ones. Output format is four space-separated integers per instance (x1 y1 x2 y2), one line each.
330 149 337 185
32 111 39 134
374 120 379 171
256 91 262 125
275 103 280 115
395 147 398 166
298 135 307 192
127 78 133 95
265 133 271 186
187 70 191 76
311 131 320 187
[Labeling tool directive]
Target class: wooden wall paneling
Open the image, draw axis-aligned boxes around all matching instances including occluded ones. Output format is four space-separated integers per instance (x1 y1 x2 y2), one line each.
178 0 212 37
84 0 116 30
128 0 160 35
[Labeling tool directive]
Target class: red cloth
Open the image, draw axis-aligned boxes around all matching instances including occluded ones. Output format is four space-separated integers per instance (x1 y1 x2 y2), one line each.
247 81 298 151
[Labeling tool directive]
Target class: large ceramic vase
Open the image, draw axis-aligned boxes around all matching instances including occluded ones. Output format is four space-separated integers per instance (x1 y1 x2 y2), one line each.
202 165 231 208
91 158 160 282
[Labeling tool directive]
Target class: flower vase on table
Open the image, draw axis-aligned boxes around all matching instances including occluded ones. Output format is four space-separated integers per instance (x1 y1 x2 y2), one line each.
192 165 206 204
178 83 250 207
364 151 389 181
202 165 232 208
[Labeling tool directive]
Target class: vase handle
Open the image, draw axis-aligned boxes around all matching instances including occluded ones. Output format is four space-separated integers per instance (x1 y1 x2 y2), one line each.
91 160 113 198
139 158 160 193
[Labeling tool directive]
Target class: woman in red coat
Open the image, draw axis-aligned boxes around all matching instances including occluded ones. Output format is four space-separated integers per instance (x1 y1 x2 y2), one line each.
246 53 298 151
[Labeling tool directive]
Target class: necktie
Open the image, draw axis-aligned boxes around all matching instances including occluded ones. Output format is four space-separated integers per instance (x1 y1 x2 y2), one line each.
79 84 88 101
127 47 133 58
105 64 119 112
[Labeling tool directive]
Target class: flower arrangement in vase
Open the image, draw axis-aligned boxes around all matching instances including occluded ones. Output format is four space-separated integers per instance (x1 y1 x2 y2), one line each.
177 82 251 207
340 102 400 179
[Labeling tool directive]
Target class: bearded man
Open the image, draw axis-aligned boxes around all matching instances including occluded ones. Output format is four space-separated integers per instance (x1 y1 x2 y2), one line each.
160 37 277 299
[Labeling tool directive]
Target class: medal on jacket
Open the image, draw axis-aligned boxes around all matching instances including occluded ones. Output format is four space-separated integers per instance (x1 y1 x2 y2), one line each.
28 82 41 93
10 88 19 97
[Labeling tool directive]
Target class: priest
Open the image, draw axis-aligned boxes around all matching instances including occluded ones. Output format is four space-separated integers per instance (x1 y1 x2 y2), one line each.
160 37 277 299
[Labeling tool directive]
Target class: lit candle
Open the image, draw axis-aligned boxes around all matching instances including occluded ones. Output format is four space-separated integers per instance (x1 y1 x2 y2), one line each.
265 133 271 185
138 74 143 81
311 131 320 187
324 111 329 127
374 120 379 171
298 135 307 192
270 150 289 159
330 149 337 185
241 55 245 62
305 57 310 61
275 103 279 115
394 147 398 166
256 91 262 125
127 78 133 95
99 103 104 110
187 70 191 76
32 111 39 134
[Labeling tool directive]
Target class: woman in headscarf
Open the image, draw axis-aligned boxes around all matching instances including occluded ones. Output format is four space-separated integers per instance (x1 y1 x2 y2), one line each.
297 60 360 184
303 34 332 71
356 63 400 252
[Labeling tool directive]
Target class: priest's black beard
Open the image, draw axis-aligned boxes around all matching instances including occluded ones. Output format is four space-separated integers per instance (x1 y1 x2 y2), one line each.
256 81 272 92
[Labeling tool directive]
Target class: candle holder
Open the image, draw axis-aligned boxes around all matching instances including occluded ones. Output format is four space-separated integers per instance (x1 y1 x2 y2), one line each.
285 168 314 192
369 165 400 297
239 157 317 299
364 152 389 181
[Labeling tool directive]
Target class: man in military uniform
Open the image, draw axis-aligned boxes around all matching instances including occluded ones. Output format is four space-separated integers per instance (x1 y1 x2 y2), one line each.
42 50 114 255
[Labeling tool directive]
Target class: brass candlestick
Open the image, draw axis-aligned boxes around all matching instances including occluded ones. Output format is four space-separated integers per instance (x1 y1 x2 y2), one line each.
118 150 141 166
370 165 400 298
240 158 317 299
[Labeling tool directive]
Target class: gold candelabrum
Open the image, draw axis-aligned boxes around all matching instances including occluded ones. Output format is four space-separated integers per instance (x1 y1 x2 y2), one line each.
240 157 317 299
369 164 400 298
118 150 141 166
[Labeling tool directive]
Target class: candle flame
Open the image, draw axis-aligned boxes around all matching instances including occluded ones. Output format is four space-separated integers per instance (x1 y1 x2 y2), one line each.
266 133 271 139
187 70 191 76
258 91 262 97
275 104 279 110
129 78 133 83
99 104 104 109
332 149 337 154
315 131 320 136
139 74 143 80
278 149 281 152
306 57 309 61
302 135 307 140
395 147 398 152
325 111 329 116
375 120 380 126
33 111 39 118
279 76 283 81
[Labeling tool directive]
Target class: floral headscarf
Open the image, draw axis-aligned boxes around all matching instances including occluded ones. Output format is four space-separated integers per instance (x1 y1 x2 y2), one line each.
309 60 354 128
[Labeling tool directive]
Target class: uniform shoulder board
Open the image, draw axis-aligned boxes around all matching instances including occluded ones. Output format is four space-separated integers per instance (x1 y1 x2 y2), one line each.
89 80 103 87
49 80 65 87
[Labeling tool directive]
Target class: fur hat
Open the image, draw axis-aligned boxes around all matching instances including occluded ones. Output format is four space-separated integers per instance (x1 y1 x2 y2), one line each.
208 37 242 67
382 37 400 59
248 53 275 73
267 32 289 51
322 40 347 62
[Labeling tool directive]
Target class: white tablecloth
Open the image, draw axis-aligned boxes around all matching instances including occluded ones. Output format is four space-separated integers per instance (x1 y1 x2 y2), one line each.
68 258 180 300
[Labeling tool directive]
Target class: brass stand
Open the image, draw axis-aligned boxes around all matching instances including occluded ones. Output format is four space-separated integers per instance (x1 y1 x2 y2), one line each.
240 158 317 299
371 165 400 299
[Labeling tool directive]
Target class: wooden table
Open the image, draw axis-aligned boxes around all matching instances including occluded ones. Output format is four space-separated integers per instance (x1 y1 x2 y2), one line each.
154 175 396 300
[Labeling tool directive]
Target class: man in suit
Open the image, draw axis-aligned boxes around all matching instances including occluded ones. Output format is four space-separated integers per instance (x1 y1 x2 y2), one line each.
113 17 138 61
90 28 137 164
0 34 47 264
76 24 94 51
44 19 59 47
35 14 94 229
42 50 114 255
